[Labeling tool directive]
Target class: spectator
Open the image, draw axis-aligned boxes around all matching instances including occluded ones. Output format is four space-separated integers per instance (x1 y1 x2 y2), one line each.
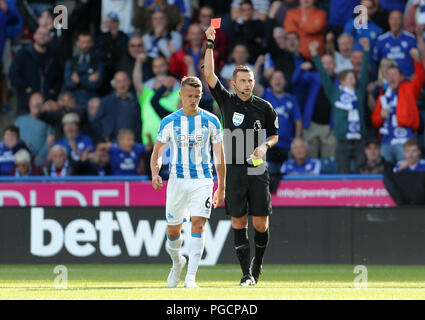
254 69 303 175
95 71 142 143
73 140 112 176
327 0 359 37
116 36 153 87
359 137 392 174
231 0 270 22
101 0 134 35
11 149 39 177
63 31 104 107
281 138 321 175
169 23 206 79
371 48 425 164
220 44 254 89
268 0 299 27
343 0 383 52
95 11 129 90
379 0 406 13
0 0 18 66
326 33 355 73
9 26 61 115
0 125 31 176
142 10 182 59
133 54 180 145
132 0 183 36
86 97 103 143
264 30 305 93
230 0 265 64
393 138 425 172
311 38 370 173
42 144 75 177
107 129 148 175
373 10 417 77
291 55 337 159
56 113 94 162
284 0 327 60
198 4 230 70
38 91 89 140
14 92 55 165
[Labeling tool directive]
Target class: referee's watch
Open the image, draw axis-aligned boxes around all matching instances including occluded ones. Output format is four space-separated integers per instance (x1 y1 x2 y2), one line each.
265 141 272 149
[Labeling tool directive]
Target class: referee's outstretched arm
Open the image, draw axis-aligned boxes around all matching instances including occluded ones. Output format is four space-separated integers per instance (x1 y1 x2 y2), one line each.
204 26 219 89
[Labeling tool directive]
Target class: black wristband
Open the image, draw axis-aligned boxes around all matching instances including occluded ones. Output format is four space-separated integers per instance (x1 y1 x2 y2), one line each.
207 39 215 44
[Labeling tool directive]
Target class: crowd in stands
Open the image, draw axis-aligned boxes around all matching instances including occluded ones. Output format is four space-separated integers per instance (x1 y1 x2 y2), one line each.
0 0 425 179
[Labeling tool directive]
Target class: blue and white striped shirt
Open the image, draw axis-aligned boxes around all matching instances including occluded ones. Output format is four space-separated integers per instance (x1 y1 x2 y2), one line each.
157 108 222 179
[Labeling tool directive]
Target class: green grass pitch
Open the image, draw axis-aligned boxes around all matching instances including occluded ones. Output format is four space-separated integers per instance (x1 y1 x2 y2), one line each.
2 264 425 300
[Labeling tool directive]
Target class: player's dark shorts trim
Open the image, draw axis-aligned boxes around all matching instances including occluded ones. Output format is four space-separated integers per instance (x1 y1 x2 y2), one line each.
225 164 272 217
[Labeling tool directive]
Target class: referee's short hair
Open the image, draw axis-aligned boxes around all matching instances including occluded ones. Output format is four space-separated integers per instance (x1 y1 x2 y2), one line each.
232 65 253 80
181 76 202 89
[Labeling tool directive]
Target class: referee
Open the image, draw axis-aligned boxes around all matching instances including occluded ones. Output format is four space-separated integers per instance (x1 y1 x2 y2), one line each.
203 26 279 286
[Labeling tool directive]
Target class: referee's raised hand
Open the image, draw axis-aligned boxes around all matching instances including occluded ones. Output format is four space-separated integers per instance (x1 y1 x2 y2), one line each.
205 26 216 42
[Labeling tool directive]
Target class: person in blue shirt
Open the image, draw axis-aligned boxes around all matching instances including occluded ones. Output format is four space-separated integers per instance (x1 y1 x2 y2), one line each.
281 138 321 176
393 138 425 172
55 113 94 162
379 0 406 13
254 69 302 175
0 125 31 176
343 0 383 53
107 129 148 175
373 10 418 77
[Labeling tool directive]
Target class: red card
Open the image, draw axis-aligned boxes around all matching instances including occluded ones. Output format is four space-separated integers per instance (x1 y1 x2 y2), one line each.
210 18 221 29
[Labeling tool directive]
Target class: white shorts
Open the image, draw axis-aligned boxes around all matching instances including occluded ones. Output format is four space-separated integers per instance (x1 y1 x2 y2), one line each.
165 176 214 226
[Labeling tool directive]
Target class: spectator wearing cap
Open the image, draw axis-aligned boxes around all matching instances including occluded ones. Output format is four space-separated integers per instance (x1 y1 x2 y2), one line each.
12 149 39 177
63 31 104 106
281 138 321 176
142 10 182 59
0 125 31 176
116 36 153 88
284 0 327 60
359 137 392 174
42 145 75 177
95 71 142 142
132 0 182 36
14 92 55 165
95 12 129 91
55 113 94 162
9 26 61 115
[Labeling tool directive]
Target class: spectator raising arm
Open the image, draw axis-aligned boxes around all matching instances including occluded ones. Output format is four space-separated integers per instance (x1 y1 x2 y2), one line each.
133 53 147 98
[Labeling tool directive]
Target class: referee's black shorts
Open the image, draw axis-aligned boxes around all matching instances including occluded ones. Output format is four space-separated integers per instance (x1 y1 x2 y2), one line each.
225 164 272 217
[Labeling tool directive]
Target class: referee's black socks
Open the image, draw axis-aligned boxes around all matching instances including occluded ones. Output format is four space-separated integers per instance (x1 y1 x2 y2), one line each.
254 228 269 265
233 228 251 276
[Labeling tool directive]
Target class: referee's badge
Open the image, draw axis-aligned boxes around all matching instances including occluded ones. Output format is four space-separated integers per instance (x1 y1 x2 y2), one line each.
232 112 244 126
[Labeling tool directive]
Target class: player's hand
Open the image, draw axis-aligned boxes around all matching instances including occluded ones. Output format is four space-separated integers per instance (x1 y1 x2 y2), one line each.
253 144 268 159
152 174 163 190
205 26 216 42
212 187 225 208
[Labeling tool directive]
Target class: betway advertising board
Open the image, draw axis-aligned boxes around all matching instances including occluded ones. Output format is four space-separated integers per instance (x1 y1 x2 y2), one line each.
0 180 395 207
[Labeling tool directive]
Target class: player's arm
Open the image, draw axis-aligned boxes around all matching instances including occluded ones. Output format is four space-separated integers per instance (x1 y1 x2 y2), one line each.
204 26 218 89
212 141 226 208
150 140 167 190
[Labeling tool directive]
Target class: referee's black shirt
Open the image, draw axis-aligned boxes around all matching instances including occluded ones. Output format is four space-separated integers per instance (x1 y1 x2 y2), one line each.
209 80 279 166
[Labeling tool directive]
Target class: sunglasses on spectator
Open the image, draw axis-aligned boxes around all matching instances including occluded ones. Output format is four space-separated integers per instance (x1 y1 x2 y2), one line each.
130 44 143 48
